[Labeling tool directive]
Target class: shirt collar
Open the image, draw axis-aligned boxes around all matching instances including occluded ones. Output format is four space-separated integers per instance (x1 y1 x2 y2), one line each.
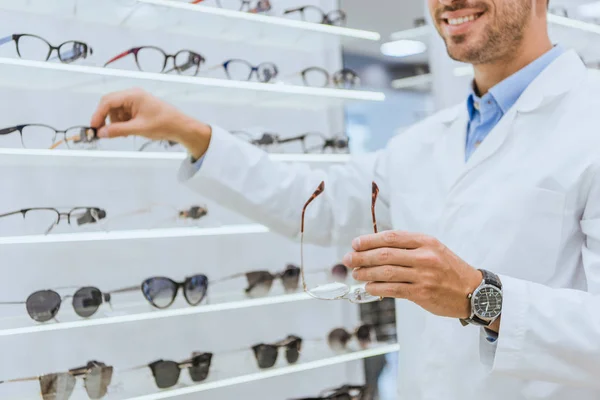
466 45 565 116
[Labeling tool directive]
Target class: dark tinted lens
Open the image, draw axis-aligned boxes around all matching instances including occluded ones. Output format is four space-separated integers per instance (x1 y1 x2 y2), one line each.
26 290 61 322
252 345 278 369
84 365 113 399
331 394 352 400
281 265 300 291
142 277 178 309
285 339 302 364
328 328 351 353
245 271 274 298
356 325 372 346
72 287 103 318
39 373 76 400
150 361 181 389
184 274 208 306
188 353 212 382
331 264 348 282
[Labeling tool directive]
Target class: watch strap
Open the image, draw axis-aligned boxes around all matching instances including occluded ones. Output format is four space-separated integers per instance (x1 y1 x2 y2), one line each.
480 269 502 289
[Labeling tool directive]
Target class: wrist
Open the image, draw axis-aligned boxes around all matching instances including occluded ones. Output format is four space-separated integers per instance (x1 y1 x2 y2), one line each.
175 117 212 160
462 268 483 319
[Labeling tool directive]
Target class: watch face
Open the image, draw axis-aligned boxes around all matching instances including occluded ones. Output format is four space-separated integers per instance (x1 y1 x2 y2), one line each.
473 286 502 319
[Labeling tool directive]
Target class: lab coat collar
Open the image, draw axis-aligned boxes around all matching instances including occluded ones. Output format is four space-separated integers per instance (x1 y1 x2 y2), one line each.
438 49 586 125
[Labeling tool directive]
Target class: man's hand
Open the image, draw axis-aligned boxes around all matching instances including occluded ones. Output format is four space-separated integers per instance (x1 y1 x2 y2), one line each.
344 231 483 319
90 88 212 159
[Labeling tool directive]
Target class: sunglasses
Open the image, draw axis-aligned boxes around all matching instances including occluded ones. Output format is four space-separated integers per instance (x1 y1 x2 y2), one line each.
0 124 97 149
0 361 113 400
104 46 206 76
190 0 271 13
252 335 303 369
283 6 347 26
206 59 279 82
0 287 112 323
147 352 213 389
327 324 372 353
216 264 348 298
293 385 371 400
301 182 381 303
0 33 93 63
112 275 209 309
0 207 106 235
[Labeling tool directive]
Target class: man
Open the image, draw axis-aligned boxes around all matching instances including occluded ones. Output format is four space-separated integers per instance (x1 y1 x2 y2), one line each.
91 0 600 398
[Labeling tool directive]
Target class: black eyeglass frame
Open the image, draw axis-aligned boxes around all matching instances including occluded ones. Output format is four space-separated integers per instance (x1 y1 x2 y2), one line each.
283 6 347 26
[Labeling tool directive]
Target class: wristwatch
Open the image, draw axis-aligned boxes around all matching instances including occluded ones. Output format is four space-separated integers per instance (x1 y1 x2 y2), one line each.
460 269 503 327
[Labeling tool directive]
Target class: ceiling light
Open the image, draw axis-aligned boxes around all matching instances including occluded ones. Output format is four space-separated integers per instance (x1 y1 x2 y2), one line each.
380 40 427 58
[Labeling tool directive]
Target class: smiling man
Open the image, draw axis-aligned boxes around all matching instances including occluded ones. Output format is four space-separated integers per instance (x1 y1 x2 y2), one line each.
91 0 600 398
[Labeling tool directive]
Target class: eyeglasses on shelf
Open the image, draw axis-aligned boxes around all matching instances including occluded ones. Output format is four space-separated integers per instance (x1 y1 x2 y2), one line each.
0 124 97 149
206 59 279 82
143 353 213 389
0 286 113 323
0 207 106 235
0 33 93 63
278 67 360 89
252 335 303 369
232 131 350 154
104 46 206 76
327 324 373 353
283 6 347 26
0 361 113 400
190 0 272 14
301 182 381 303
291 384 371 400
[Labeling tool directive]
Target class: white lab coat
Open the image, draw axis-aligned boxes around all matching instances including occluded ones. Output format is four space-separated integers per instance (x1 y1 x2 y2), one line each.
180 50 600 399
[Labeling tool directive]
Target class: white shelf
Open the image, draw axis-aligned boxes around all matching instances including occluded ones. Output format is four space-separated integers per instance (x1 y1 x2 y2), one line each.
124 344 400 400
0 58 385 109
548 14 600 36
0 148 351 168
389 25 431 41
0 283 372 337
0 224 270 245
0 0 380 50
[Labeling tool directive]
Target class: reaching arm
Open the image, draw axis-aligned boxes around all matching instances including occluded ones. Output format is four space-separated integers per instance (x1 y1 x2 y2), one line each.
90 89 392 246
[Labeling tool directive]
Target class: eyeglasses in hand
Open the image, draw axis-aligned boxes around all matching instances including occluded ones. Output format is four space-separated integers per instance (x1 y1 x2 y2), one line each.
283 6 347 26
252 335 302 369
0 33 93 63
206 59 278 82
104 46 206 76
0 207 106 235
0 287 113 323
0 124 97 149
190 0 272 14
0 361 113 400
301 182 381 303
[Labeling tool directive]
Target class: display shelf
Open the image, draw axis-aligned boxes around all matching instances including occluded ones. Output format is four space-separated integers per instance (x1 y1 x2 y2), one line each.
0 224 270 245
0 0 380 50
125 344 400 400
391 74 433 90
0 148 350 168
548 14 600 35
0 285 373 337
389 25 431 41
0 58 385 109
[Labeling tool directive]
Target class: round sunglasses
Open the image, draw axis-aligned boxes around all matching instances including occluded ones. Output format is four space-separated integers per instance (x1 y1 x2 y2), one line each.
140 275 209 309
327 324 372 353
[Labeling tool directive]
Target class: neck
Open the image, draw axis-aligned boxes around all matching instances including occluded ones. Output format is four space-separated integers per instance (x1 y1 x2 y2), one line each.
473 31 553 96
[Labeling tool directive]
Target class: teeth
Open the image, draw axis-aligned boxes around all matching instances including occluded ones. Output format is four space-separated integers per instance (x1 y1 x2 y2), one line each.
448 14 478 26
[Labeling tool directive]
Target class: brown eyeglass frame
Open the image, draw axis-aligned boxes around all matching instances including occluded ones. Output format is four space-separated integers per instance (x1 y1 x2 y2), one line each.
300 181 380 300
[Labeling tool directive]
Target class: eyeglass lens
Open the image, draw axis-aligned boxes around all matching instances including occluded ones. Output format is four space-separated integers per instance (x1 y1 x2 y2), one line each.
252 337 302 369
142 275 208 309
39 373 76 400
72 287 104 318
83 365 114 399
26 290 62 322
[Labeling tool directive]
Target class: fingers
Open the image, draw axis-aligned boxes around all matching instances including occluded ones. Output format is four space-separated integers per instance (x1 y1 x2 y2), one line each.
98 120 144 139
352 265 417 283
90 89 143 129
352 231 427 252
343 247 417 269
365 282 413 300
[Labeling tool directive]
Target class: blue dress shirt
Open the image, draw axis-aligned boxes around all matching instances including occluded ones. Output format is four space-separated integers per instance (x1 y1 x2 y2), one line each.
465 46 564 161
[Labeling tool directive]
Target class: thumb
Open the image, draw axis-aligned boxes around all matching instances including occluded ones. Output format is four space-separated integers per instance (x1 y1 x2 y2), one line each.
97 120 144 139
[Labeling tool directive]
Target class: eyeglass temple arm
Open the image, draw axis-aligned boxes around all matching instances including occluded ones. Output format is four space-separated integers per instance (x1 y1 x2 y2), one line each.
283 7 303 14
0 301 26 305
0 126 19 135
300 182 326 291
212 272 247 284
109 286 140 295
0 210 25 219
0 376 38 384
104 49 135 67
372 182 379 234
276 134 308 144
0 35 13 47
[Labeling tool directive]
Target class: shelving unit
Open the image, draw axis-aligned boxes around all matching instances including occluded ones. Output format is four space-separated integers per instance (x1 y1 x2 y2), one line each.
0 148 351 168
0 0 381 50
124 344 401 400
0 58 385 109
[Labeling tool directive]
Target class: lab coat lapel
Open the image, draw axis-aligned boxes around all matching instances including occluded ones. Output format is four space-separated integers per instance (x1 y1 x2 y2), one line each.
433 106 468 190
